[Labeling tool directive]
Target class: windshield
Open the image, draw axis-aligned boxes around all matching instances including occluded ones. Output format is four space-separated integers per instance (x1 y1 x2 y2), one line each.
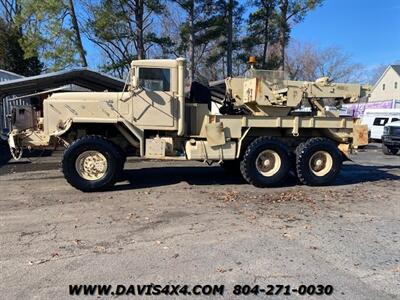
245 69 288 89
138 68 171 91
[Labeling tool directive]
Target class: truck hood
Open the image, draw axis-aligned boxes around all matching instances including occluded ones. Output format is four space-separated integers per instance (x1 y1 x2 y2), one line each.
386 121 400 128
48 92 124 102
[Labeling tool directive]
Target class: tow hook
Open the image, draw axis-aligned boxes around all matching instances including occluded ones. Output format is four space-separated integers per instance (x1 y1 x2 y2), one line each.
8 134 23 160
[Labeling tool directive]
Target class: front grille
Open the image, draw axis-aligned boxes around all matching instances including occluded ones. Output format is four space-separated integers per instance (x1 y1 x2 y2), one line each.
389 127 400 136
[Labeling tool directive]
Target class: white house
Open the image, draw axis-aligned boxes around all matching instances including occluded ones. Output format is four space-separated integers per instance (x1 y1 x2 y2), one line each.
369 65 400 102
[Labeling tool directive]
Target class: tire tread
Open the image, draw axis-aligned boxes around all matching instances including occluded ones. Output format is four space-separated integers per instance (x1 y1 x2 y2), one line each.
296 137 342 186
62 135 122 192
240 137 290 187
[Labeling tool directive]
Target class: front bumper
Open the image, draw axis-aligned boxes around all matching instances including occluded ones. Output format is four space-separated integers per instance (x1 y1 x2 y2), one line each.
382 135 400 147
8 132 16 149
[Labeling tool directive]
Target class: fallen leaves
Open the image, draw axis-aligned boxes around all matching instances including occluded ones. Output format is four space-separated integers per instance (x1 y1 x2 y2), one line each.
28 258 51 265
94 245 106 253
216 267 233 273
72 239 82 246
214 190 240 202
213 190 315 205
390 266 400 273
28 252 60 265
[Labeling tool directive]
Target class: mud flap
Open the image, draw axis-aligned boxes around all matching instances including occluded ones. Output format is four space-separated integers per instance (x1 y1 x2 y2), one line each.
353 124 368 148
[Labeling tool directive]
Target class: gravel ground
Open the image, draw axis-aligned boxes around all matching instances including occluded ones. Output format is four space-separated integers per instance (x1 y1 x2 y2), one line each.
0 144 399 299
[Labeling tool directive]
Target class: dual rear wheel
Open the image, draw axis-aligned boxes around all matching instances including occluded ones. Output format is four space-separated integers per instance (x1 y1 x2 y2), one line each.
64 135 343 192
236 137 343 187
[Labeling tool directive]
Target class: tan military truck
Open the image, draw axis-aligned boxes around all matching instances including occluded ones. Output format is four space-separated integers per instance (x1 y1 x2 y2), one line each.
8 58 369 191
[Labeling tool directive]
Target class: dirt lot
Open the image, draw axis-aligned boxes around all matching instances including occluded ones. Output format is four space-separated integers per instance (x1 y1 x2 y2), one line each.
0 144 399 299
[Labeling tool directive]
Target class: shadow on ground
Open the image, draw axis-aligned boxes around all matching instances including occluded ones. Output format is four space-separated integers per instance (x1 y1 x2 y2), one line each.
0 142 57 175
112 163 400 191
114 166 249 190
0 142 12 167
0 141 54 170
336 164 400 185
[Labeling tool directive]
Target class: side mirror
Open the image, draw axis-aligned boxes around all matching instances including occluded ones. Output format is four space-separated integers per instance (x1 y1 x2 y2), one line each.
131 67 139 89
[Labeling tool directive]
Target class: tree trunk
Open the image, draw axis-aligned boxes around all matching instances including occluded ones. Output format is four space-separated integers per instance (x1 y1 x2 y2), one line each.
188 0 195 83
278 0 288 71
135 0 145 60
262 11 270 68
67 0 87 67
226 0 233 76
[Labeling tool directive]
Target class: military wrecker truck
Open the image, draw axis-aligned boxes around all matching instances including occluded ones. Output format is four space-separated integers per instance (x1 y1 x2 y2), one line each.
8 58 369 192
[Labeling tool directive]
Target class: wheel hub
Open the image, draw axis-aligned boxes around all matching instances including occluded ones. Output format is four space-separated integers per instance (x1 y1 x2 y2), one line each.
75 151 108 181
256 150 281 177
309 151 333 176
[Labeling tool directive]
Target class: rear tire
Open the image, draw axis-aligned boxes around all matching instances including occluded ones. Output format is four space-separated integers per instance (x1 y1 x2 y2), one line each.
240 137 291 187
62 135 122 192
296 137 342 186
382 145 399 155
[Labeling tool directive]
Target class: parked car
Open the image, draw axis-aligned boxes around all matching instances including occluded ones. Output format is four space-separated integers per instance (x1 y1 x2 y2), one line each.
382 120 400 155
361 109 400 141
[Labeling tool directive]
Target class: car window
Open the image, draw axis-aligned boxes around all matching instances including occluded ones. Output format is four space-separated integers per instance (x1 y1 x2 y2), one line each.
373 117 389 126
139 68 171 91
391 118 399 123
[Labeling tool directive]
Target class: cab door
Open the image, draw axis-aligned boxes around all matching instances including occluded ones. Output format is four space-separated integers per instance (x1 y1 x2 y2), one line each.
133 67 177 129
371 117 389 139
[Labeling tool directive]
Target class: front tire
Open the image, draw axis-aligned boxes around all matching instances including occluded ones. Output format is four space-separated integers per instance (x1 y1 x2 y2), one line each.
62 136 122 192
240 137 291 187
382 145 399 155
296 138 342 186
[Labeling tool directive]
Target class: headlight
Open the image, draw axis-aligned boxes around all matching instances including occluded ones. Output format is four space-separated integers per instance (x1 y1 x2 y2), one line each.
383 126 390 135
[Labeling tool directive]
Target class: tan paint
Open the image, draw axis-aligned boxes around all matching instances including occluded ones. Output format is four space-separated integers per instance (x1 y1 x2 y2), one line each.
9 58 369 162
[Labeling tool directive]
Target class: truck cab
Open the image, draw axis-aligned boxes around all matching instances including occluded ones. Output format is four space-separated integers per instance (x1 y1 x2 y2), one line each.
382 120 400 155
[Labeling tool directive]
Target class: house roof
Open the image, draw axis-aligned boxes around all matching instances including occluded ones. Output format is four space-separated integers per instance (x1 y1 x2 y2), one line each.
0 68 127 99
391 65 400 76
372 65 400 91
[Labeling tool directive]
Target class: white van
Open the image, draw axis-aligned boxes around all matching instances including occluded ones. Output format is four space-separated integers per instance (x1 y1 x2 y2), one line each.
361 109 400 140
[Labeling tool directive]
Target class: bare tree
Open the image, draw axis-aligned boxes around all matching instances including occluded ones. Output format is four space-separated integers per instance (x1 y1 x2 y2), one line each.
85 0 167 77
0 0 19 24
285 41 364 83
368 64 387 85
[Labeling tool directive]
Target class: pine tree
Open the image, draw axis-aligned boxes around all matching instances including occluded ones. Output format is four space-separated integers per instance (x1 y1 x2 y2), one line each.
87 0 171 78
15 0 87 70
276 0 323 70
243 0 323 70
0 18 43 75
243 0 279 69
174 0 243 81
208 0 244 77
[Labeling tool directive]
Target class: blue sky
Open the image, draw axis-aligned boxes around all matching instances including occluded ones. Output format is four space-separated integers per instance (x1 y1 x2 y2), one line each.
85 0 400 70
287 0 400 69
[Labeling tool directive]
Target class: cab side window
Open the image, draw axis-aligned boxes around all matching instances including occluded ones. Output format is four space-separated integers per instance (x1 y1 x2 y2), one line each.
373 117 389 126
139 68 171 92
